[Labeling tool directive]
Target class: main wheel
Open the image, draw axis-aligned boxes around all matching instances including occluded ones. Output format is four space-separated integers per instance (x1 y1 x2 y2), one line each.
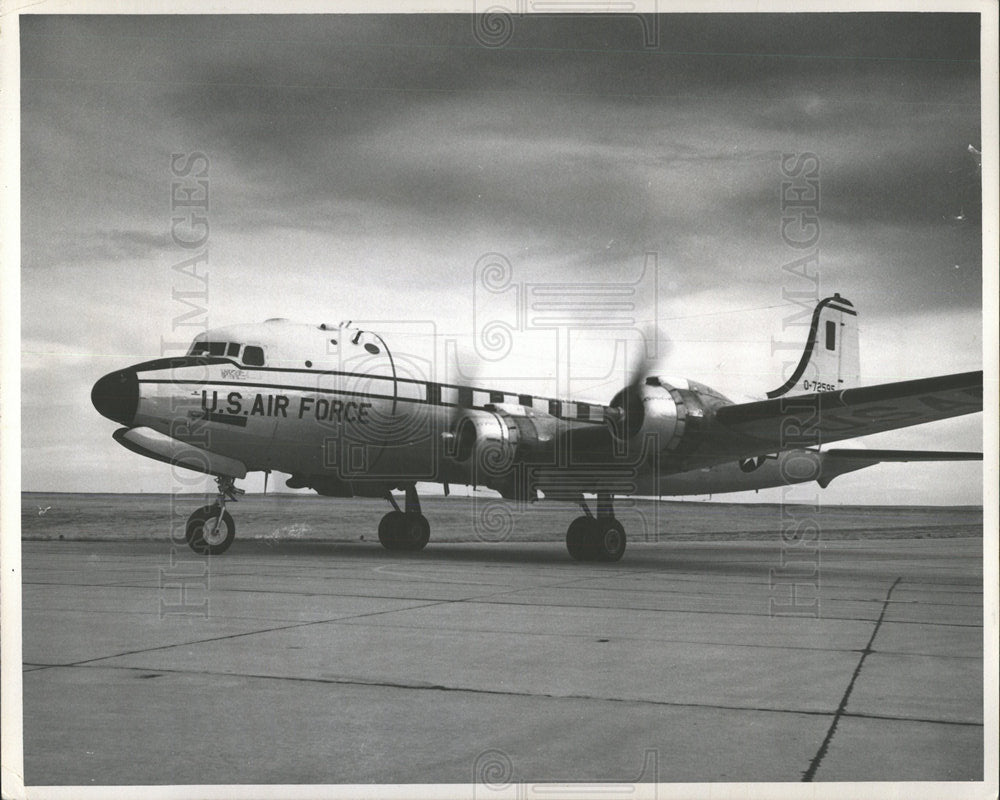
186 505 236 555
566 516 597 561
378 512 430 552
590 519 626 562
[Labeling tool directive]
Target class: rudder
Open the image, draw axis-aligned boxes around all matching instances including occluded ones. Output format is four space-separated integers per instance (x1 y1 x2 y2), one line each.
767 293 859 398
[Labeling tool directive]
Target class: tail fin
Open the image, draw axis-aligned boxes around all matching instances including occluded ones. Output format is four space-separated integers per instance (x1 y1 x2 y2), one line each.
767 293 859 398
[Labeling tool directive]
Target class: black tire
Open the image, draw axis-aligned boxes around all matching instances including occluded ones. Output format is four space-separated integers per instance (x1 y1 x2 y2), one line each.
378 512 430 552
566 516 596 561
378 511 405 550
591 519 626 562
186 505 236 555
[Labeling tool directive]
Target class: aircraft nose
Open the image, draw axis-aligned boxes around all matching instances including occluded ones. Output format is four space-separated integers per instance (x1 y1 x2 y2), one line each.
91 368 138 425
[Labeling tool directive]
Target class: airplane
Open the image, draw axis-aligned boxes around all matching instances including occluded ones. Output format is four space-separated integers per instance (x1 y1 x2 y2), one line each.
91 293 983 562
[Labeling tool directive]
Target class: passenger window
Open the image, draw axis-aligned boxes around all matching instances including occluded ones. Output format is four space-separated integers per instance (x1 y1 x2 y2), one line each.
227 342 241 357
825 320 836 351
208 342 226 356
243 345 265 366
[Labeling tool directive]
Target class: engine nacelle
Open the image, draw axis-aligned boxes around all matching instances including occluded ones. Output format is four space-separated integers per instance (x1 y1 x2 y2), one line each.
609 377 725 460
451 404 560 499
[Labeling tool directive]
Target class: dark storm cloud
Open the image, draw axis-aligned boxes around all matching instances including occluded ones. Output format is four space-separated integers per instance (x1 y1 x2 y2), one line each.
22 13 981 286
20 13 983 291
156 15 977 250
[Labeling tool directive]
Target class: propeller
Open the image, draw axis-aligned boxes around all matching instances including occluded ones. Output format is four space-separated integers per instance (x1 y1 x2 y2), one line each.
606 322 673 436
555 322 672 457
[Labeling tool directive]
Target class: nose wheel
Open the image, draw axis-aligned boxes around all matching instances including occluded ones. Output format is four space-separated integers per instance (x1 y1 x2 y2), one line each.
565 493 626 562
378 485 430 552
185 476 243 555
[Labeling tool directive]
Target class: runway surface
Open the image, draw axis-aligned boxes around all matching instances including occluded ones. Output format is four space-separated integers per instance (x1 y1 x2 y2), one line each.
21 534 984 786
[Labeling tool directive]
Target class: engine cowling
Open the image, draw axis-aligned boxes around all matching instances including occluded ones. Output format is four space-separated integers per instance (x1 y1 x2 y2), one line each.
608 377 724 461
451 404 560 499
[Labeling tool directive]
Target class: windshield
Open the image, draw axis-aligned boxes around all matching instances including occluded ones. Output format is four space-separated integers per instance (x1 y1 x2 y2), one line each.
187 340 264 366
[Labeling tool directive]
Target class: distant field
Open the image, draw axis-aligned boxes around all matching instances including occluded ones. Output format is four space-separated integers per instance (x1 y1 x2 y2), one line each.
20 492 984 543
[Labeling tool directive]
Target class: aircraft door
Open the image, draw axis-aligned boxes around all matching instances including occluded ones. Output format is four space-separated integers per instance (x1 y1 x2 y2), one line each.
329 323 441 486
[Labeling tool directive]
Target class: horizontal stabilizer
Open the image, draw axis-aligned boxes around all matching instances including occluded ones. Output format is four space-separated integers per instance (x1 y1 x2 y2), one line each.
824 449 983 462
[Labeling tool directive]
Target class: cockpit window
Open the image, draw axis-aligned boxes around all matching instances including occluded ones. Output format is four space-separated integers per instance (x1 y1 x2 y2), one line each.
243 345 265 366
188 340 263 366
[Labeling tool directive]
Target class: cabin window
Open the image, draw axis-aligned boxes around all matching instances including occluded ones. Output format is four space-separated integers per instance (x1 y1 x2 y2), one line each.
490 391 504 403
243 345 265 366
548 399 561 417
825 320 836 351
208 342 226 356
518 394 533 407
457 387 473 408
226 342 241 357
188 341 208 355
364 343 380 355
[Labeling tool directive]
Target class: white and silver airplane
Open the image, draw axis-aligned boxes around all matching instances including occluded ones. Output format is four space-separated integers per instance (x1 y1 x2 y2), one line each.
91 294 982 561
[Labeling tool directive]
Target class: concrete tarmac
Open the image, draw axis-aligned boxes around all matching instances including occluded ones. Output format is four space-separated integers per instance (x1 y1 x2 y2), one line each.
21 535 984 786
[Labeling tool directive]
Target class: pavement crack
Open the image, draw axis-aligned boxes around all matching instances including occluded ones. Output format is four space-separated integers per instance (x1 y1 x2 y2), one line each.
801 576 902 782
38 601 450 670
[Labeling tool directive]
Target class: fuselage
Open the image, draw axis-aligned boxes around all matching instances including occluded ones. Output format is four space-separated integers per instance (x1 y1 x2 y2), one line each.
91 319 869 498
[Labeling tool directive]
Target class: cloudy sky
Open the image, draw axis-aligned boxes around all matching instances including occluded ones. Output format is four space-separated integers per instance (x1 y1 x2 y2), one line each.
17 11 987 502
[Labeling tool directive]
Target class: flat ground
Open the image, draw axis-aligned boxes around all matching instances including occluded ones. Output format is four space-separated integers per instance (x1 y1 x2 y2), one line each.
21 492 985 543
19 494 984 788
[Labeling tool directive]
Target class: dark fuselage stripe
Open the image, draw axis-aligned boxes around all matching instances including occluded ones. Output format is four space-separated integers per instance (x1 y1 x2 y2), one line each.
136 357 594 409
138 379 608 424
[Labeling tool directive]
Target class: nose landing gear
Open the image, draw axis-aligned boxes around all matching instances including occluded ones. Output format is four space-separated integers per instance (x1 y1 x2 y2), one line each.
565 493 627 562
378 485 431 551
185 476 243 555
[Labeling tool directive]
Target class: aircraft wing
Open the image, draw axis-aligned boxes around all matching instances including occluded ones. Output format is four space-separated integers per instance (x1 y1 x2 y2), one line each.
709 370 982 459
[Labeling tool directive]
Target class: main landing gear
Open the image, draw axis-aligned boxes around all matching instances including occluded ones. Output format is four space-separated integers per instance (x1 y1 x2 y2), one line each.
565 493 626 562
378 485 430 552
185 476 243 555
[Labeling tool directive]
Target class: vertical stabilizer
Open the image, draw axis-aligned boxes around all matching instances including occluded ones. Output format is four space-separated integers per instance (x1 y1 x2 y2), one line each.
767 294 860 398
